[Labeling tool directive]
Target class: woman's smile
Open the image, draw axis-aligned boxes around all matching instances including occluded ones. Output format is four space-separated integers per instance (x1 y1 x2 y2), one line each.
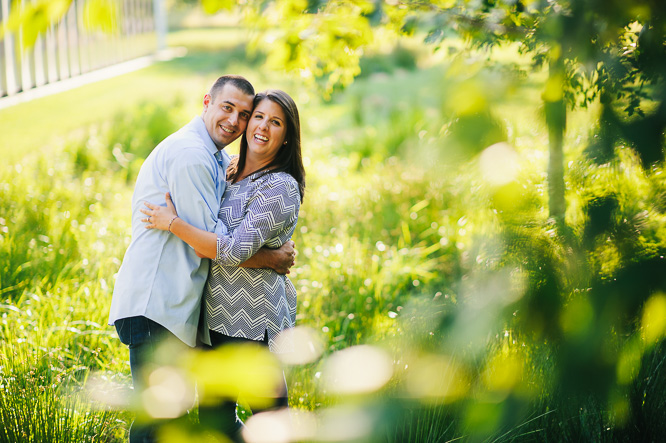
246 99 287 163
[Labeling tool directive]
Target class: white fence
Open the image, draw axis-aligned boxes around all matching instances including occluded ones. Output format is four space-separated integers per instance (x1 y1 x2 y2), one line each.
0 0 164 98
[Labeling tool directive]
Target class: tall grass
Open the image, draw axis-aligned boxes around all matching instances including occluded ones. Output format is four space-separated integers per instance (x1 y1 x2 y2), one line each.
0 152 132 441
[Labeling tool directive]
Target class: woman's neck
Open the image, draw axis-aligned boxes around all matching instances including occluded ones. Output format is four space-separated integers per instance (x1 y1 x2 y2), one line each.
236 157 272 182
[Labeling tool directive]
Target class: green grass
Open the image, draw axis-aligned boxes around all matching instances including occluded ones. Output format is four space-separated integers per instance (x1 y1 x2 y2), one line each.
1 26 665 442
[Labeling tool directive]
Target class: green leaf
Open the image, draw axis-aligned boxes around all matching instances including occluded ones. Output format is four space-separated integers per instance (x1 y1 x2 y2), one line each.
425 28 445 44
201 0 237 15
1 0 72 48
83 0 118 34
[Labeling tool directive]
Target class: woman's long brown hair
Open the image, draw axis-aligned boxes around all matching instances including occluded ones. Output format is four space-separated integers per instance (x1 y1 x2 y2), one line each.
227 89 306 202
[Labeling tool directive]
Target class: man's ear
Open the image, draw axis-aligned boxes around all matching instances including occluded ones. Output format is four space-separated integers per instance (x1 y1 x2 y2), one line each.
203 94 212 110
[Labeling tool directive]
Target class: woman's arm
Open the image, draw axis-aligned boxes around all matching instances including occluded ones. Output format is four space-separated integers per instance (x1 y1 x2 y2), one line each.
142 189 298 272
141 194 218 258
214 175 300 267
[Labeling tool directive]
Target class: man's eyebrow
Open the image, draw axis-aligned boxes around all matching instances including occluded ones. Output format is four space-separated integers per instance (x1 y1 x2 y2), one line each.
222 100 252 115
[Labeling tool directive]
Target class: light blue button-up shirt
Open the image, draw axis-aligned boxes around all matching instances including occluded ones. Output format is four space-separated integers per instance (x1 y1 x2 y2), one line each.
108 116 230 347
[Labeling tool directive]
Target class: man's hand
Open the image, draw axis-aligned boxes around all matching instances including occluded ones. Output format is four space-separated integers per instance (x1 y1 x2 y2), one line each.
240 240 296 275
271 240 295 275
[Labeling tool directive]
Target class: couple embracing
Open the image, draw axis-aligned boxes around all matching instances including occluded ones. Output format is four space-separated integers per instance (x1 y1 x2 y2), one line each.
108 75 305 442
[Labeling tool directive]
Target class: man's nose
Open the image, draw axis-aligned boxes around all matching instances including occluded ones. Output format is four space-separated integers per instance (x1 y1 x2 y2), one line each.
228 112 239 126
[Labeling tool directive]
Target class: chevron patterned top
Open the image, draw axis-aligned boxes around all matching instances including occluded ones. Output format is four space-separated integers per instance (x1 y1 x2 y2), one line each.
203 170 300 353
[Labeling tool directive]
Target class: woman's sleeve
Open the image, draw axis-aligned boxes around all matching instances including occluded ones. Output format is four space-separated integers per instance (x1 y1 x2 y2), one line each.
214 176 300 266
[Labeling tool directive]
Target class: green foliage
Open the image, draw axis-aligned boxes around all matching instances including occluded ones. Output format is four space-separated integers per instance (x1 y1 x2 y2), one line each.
0 0 119 48
0 289 128 443
0 0 71 47
3 0 664 164
1 21 665 443
0 157 132 442
235 0 378 96
286 41 666 441
0 98 186 441
65 97 187 182
0 157 98 300
357 44 418 78
82 0 119 33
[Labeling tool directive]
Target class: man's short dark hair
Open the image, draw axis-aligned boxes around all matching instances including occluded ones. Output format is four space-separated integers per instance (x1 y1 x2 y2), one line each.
209 75 254 102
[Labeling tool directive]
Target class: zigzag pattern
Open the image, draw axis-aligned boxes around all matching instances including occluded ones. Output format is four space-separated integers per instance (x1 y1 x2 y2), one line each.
204 171 300 353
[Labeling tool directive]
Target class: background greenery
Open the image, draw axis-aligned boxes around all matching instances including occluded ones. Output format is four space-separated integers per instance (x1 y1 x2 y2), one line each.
1 2 666 442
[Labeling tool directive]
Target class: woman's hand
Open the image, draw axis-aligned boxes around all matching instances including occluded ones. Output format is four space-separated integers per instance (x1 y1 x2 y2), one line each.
140 193 178 231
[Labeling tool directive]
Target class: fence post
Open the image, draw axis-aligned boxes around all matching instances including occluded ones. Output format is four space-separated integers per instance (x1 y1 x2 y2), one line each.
45 23 59 83
1 0 20 95
0 0 6 97
154 0 167 52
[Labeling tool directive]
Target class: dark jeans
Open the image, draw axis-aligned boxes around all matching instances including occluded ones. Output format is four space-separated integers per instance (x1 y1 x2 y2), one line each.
198 330 289 442
115 316 191 443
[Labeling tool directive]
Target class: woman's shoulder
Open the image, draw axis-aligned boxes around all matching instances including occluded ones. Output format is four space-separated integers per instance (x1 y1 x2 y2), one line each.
251 171 299 198
254 171 297 187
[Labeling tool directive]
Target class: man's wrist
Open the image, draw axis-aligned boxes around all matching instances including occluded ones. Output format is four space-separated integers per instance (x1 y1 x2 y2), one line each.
262 248 277 270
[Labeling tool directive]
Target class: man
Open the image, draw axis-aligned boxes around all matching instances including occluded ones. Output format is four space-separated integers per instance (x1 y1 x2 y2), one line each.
109 75 294 442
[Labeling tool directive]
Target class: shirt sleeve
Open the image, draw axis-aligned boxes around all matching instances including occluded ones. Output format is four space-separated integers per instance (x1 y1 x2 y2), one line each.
168 148 220 234
214 175 300 266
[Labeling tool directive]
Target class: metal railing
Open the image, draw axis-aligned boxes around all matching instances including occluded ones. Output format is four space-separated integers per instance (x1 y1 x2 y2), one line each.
0 0 163 99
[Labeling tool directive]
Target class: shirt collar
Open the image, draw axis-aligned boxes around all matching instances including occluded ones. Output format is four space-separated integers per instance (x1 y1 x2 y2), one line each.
192 115 219 157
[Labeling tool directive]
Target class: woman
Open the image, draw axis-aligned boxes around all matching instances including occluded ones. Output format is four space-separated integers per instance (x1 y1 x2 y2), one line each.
140 89 305 437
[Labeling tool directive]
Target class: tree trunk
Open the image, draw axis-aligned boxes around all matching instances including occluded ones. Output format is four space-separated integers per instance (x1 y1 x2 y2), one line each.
545 57 567 223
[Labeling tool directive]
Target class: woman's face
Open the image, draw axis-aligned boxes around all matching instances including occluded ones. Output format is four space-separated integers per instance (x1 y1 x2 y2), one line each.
246 98 288 165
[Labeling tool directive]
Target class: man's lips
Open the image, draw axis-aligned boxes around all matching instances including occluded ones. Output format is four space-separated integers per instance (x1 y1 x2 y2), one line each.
220 125 235 134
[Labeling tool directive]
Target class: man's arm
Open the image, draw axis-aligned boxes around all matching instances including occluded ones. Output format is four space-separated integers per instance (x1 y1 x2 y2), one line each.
169 149 220 235
240 241 296 275
195 241 295 274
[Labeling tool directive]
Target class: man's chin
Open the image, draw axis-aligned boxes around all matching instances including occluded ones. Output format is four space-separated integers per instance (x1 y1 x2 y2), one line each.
216 134 237 146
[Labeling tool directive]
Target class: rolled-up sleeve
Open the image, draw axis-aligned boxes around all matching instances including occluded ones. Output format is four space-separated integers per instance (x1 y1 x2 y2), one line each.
214 175 300 266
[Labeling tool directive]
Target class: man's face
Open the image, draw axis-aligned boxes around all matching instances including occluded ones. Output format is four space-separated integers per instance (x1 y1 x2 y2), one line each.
202 84 254 149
